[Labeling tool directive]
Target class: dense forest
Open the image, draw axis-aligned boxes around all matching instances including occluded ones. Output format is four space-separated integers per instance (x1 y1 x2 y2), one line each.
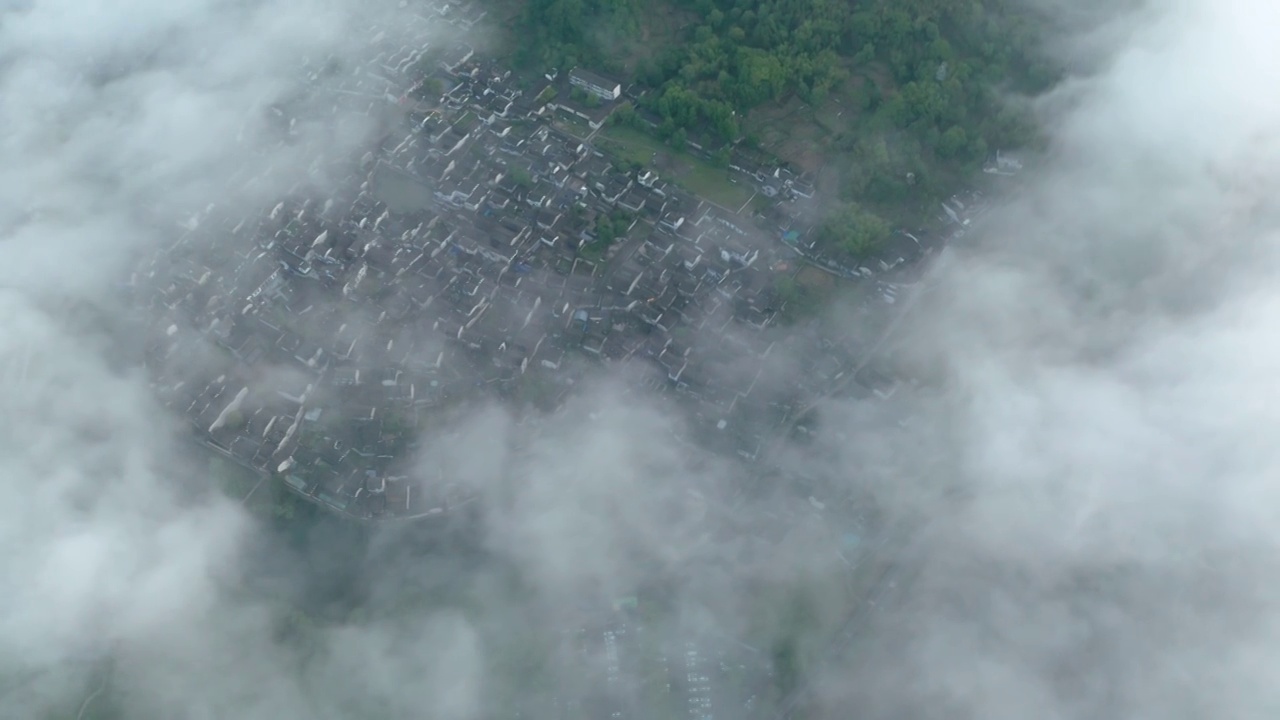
504 0 1059 245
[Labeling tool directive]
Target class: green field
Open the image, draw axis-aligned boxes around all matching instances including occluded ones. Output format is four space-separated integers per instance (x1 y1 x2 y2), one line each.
596 125 664 164
597 125 754 210
551 113 595 139
209 455 258 499
682 161 754 210
207 454 282 518
534 85 557 104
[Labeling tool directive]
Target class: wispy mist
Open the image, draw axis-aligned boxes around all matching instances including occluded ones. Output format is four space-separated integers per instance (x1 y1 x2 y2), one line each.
806 1 1280 718
0 0 452 717
5 0 1278 718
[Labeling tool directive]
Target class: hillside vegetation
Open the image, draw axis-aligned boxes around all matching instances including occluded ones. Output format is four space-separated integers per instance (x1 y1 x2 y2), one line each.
500 0 1056 230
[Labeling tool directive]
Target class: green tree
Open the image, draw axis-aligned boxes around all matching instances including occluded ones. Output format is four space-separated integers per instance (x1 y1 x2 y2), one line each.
611 100 637 127
967 135 989 164
817 203 890 260
937 125 968 158
669 127 688 151
509 166 533 188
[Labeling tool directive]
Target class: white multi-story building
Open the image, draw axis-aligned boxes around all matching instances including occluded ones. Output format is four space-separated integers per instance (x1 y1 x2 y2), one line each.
569 68 621 101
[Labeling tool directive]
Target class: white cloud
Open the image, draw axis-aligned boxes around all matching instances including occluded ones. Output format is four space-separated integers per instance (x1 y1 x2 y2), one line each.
808 1 1280 717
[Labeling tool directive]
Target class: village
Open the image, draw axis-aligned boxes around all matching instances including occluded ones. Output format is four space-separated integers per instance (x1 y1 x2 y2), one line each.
130 0 978 526
113 5 999 719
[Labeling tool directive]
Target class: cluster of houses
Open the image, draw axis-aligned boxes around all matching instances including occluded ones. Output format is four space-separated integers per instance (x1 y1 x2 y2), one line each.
124 6 955 714
132 0 892 522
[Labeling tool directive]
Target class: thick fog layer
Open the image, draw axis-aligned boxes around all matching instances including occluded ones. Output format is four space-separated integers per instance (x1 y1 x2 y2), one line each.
810 1 1280 718
0 1 441 717
3 0 1277 718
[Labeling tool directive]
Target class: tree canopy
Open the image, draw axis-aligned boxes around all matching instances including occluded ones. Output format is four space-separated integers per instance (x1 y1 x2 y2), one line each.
816 202 890 261
508 0 1056 230
514 0 1054 143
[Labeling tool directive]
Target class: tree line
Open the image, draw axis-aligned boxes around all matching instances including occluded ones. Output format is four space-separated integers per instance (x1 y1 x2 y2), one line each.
516 0 1053 143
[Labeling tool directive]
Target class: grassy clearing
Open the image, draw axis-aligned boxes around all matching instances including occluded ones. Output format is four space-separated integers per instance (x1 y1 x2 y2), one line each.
812 103 845 134
597 125 754 209
749 192 774 214
593 137 645 167
210 455 258 499
795 265 836 289
774 264 851 323
208 454 281 518
534 85 557 104
743 98 835 175
598 125 665 162
683 163 754 209
552 114 595 139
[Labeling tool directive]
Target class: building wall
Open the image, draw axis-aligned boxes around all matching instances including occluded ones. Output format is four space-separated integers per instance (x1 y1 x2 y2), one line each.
569 73 620 101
